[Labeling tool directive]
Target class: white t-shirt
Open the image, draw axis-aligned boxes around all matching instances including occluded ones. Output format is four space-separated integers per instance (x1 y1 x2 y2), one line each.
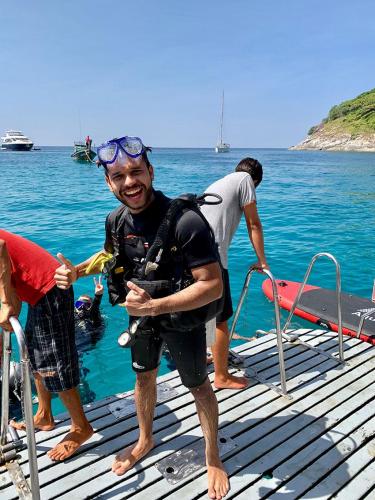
201 172 256 268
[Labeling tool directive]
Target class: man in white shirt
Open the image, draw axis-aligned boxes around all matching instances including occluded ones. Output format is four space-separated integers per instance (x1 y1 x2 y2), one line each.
201 158 269 389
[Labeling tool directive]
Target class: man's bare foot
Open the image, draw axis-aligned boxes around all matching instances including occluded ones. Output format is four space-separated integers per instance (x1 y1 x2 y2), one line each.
10 414 55 432
112 439 154 476
207 461 230 499
47 425 94 461
214 374 249 390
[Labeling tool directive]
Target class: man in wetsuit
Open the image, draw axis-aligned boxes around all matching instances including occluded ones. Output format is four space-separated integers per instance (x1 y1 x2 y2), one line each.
74 276 105 350
54 136 230 500
201 157 269 390
0 230 93 461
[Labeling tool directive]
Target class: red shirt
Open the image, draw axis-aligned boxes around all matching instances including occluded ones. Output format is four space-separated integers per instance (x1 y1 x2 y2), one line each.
0 230 59 306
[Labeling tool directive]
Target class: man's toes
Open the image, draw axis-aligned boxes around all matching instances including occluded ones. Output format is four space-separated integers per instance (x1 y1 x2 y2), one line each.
10 419 26 430
112 462 124 474
47 449 58 461
114 465 127 476
208 488 216 499
112 458 123 471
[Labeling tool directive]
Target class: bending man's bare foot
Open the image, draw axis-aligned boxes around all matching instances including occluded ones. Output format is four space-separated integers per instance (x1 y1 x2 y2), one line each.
10 414 55 432
214 374 249 390
112 439 154 476
207 461 230 499
47 424 94 461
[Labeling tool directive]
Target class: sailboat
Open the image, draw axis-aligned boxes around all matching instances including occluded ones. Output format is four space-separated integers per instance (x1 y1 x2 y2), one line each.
215 91 230 153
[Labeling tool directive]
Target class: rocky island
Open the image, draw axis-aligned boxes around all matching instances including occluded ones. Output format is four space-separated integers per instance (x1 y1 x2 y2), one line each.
290 88 375 151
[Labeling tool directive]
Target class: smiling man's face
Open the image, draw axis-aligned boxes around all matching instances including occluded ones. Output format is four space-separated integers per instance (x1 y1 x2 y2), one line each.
105 158 154 213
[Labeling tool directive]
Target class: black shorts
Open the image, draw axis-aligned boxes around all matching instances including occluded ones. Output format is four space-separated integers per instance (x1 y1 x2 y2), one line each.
25 286 79 393
131 322 207 388
216 268 233 324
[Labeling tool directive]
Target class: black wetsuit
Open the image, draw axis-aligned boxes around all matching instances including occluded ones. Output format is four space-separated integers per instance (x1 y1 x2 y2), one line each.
74 293 104 404
105 191 219 388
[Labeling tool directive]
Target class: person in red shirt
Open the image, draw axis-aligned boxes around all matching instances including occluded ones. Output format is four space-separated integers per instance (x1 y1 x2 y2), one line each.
85 135 92 150
0 230 93 461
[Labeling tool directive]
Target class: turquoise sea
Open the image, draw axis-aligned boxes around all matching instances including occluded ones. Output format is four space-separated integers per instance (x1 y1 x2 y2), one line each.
1 147 375 415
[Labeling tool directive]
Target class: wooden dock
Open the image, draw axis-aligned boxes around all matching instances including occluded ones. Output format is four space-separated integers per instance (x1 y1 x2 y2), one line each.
1 328 375 499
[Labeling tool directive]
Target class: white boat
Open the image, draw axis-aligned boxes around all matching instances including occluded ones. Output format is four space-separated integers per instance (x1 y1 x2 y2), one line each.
215 91 230 153
1 130 34 151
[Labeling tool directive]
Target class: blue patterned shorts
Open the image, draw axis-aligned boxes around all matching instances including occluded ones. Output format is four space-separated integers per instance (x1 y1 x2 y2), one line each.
25 286 79 392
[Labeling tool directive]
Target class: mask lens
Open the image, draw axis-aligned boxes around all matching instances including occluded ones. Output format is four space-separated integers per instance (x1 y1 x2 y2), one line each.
121 137 143 156
75 300 91 311
98 143 117 163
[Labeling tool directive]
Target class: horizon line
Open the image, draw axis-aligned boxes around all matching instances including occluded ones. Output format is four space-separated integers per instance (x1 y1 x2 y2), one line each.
15 145 290 150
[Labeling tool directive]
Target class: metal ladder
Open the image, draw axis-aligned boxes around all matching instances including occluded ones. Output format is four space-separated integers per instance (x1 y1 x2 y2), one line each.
1 317 40 500
229 267 290 398
281 252 345 364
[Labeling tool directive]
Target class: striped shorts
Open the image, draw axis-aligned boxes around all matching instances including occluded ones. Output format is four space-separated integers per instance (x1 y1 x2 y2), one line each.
25 286 79 393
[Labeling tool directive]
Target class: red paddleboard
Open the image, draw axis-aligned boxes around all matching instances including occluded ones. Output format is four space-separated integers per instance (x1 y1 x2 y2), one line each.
262 279 375 345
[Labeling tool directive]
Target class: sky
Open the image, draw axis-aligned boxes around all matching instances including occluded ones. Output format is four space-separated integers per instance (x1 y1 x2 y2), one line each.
1 0 374 147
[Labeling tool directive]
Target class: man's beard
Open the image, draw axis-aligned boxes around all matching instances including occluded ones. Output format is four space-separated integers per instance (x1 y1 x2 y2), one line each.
114 185 154 213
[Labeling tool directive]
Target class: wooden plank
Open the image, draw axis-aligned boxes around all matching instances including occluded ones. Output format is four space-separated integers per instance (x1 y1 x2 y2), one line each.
293 434 375 499
153 359 375 500
9 330 280 450
12 366 194 446
233 398 375 499
0 330 370 498
9 329 307 439
27 331 340 498
11 329 334 468
334 456 375 499
72 338 374 498
36 336 372 500
0 332 360 496
360 487 375 500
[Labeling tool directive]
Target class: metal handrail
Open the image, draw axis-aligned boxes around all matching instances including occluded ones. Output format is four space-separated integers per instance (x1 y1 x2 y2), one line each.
1 317 40 499
229 266 288 396
1 329 11 446
282 252 344 363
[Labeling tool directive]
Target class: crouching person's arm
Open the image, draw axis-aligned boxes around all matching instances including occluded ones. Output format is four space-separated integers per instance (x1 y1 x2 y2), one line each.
0 239 21 331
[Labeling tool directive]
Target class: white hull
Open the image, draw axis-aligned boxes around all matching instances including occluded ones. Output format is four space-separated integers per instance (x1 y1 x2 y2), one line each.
1 142 33 151
215 143 230 153
1 130 34 151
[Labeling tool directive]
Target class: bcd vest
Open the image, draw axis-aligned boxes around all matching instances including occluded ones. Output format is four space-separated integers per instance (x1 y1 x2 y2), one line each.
103 191 224 331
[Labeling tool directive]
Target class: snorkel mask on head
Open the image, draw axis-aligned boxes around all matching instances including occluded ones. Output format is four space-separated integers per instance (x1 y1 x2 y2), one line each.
97 136 144 167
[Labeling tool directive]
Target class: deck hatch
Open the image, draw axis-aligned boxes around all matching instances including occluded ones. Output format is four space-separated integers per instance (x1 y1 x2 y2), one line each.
154 432 236 484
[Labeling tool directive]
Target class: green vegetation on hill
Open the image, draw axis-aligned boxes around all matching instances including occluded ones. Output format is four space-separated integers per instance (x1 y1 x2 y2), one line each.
308 88 375 136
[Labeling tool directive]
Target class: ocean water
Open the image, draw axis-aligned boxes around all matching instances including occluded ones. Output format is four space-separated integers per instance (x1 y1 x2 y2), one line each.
1 147 375 415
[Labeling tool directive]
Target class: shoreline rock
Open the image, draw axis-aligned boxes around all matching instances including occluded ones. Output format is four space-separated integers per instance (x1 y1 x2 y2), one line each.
290 88 375 152
290 131 375 152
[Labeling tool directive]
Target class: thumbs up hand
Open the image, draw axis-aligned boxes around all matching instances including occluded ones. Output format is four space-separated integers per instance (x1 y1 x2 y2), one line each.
54 252 78 289
124 281 153 317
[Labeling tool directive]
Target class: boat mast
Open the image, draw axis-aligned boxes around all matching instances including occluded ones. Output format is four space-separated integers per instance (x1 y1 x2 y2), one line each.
220 91 224 145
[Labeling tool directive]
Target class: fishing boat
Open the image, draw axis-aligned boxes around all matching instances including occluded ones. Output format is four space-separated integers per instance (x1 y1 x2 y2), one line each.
71 136 96 162
215 91 230 153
